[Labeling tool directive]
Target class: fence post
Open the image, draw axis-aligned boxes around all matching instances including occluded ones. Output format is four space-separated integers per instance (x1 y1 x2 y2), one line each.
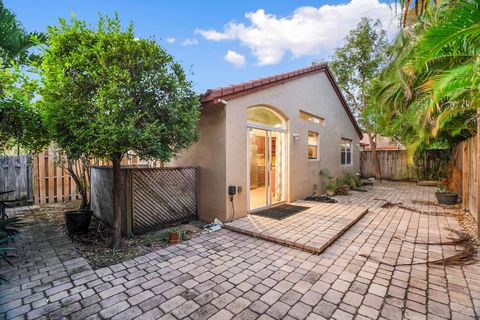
477 115 480 239
125 169 133 237
27 155 34 204
195 166 200 216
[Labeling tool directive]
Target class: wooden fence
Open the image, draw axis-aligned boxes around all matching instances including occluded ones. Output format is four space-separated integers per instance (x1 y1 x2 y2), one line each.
456 135 479 226
360 149 451 181
32 147 162 205
0 155 34 205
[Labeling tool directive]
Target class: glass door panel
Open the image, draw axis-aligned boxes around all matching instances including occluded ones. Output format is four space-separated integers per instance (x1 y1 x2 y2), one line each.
271 131 285 204
249 128 268 210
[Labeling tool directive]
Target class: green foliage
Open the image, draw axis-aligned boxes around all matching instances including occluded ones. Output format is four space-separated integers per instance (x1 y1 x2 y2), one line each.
0 65 50 154
39 14 201 163
414 150 450 181
325 181 337 191
0 1 49 155
373 0 480 162
0 0 46 67
329 17 389 131
399 0 437 27
339 172 361 189
320 169 336 190
320 169 334 181
436 184 447 193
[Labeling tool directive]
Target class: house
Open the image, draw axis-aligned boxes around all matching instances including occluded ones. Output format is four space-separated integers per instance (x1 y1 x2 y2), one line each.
360 134 404 151
172 64 363 223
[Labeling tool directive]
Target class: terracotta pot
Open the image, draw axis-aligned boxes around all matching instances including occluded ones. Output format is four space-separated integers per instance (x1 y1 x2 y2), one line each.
168 232 180 245
326 189 336 197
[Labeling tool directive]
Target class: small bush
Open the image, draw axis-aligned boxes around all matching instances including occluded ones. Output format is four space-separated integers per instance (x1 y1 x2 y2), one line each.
339 172 361 189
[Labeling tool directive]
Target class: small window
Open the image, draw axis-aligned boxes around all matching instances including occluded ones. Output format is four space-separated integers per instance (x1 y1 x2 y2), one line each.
341 139 352 165
300 110 324 125
308 132 319 160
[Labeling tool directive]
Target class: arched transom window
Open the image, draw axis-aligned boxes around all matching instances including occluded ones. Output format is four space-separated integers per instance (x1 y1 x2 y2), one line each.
247 106 286 129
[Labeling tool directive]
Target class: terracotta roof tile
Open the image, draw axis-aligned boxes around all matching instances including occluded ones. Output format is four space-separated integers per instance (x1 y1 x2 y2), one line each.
201 63 329 103
200 63 363 138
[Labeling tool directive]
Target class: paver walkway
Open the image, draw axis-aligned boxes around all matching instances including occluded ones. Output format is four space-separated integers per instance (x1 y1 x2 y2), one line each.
0 182 479 320
225 203 368 254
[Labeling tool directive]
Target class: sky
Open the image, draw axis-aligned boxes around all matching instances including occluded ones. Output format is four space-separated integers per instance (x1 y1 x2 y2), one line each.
6 0 400 93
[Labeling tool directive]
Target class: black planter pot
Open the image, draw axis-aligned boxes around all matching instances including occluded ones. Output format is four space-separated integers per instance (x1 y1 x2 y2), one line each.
435 192 459 205
65 210 93 234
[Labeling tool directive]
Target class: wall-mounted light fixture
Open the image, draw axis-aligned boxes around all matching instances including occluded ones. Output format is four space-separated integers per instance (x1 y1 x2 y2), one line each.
292 133 300 141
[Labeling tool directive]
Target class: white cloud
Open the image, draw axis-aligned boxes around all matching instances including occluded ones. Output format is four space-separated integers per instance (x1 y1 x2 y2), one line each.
196 0 398 65
224 50 246 68
166 37 176 44
181 38 198 46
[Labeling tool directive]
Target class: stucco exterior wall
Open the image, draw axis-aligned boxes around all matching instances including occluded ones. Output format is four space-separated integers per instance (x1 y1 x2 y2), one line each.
225 71 360 219
172 70 360 222
170 104 227 222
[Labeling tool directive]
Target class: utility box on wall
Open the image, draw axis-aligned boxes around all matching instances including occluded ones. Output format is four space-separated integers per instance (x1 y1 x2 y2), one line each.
90 166 199 236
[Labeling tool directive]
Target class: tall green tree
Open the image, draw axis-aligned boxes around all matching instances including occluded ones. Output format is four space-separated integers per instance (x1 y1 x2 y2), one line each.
0 0 49 154
330 17 390 179
0 65 49 154
39 15 201 248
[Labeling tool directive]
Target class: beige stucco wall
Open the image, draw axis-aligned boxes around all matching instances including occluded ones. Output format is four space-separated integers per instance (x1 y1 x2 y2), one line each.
173 70 360 222
170 104 227 222
225 71 360 220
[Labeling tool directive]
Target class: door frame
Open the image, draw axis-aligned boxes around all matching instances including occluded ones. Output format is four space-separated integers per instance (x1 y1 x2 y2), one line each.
247 123 288 212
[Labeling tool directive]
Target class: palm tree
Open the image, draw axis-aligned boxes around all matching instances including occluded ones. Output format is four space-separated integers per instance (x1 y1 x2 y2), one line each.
0 0 46 67
373 0 479 161
400 0 438 27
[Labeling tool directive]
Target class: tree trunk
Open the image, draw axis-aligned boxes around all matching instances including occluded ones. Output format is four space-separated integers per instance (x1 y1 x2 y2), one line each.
67 159 89 211
112 152 122 249
367 132 382 180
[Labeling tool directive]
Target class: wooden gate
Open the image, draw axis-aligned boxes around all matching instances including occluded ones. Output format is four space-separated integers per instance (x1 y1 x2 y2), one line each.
0 155 33 205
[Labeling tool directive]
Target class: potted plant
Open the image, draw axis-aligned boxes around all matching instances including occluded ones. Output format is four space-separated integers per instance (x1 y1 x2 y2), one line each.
56 153 93 234
165 228 184 245
435 184 459 205
342 172 361 189
320 169 337 196
325 182 337 196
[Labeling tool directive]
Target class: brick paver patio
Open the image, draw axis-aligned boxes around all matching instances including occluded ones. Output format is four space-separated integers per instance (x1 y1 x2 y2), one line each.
225 203 368 254
0 182 479 319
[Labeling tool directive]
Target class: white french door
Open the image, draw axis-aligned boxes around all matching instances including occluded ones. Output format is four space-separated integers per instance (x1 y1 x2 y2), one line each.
248 126 286 211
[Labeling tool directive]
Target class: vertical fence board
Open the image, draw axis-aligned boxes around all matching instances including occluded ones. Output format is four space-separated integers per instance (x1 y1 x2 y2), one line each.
48 149 56 203
477 131 480 238
38 151 46 204
30 146 163 205
0 155 33 205
360 150 451 181
56 164 63 202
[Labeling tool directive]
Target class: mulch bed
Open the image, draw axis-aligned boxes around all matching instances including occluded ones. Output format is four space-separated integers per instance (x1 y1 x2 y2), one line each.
42 201 202 269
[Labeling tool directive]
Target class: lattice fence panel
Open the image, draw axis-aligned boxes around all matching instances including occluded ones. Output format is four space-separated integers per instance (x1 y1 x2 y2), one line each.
132 167 198 233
